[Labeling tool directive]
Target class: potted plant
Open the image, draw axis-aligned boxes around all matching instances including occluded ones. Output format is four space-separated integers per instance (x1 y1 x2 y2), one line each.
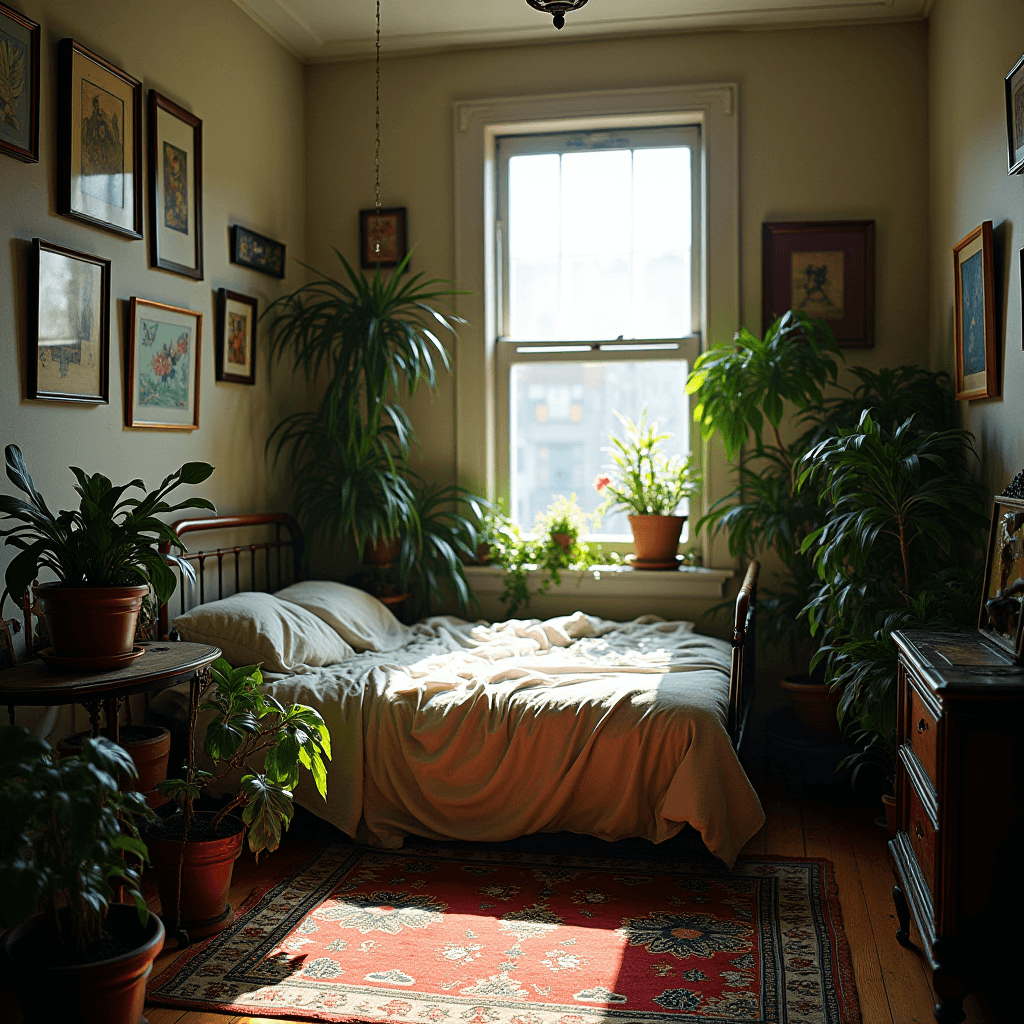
149 658 331 940
594 409 701 567
0 444 214 662
1 725 162 1024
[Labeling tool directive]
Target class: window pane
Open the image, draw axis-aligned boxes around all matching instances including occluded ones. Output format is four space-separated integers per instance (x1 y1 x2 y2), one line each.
508 146 692 341
510 360 691 538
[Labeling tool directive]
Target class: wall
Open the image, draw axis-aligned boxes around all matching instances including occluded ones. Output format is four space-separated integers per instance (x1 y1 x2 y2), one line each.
0 0 306 729
929 0 1024 491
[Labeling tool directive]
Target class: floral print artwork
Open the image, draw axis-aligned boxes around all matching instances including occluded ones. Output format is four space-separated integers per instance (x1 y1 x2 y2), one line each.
138 318 190 409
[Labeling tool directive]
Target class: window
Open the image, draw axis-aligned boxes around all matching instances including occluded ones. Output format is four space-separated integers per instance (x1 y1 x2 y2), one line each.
496 126 702 537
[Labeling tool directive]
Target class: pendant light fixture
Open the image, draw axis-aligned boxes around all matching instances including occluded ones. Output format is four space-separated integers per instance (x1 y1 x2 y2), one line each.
526 0 590 30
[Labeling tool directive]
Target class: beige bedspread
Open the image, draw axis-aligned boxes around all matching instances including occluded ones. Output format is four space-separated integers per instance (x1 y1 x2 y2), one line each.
261 613 764 867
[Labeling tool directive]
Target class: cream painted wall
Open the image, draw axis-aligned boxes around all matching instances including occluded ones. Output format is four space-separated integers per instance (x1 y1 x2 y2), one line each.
0 0 305 729
929 0 1024 492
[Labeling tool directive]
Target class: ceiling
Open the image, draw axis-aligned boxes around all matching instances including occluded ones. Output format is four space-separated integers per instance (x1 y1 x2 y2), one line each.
232 0 933 63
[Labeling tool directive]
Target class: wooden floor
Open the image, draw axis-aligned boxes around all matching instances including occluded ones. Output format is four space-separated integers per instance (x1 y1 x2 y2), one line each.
1 780 999 1024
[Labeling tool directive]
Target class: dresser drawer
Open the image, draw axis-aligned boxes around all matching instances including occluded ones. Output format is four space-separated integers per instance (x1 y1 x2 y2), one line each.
905 679 938 787
905 775 938 898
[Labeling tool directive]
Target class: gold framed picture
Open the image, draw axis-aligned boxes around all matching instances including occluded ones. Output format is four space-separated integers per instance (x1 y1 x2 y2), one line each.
952 221 997 401
979 493 1024 662
58 38 142 239
126 297 202 430
215 288 257 385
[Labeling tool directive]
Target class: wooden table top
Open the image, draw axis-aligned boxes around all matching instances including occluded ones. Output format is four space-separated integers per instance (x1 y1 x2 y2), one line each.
0 641 221 705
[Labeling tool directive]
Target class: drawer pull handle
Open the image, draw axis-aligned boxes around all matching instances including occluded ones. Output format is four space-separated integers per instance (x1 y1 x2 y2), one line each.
917 718 929 734
915 823 924 841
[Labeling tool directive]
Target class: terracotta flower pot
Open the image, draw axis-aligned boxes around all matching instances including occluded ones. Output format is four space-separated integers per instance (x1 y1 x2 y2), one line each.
882 792 897 840
780 674 841 736
147 813 245 940
628 514 685 566
34 583 148 659
4 903 164 1024
365 537 400 567
59 726 172 808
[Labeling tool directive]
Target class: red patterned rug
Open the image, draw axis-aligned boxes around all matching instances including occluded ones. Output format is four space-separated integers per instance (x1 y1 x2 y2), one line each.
148 844 860 1023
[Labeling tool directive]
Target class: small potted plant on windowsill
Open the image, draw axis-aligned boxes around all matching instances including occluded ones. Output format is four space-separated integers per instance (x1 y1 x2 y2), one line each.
149 658 331 942
1 725 161 1024
594 410 701 568
0 444 214 665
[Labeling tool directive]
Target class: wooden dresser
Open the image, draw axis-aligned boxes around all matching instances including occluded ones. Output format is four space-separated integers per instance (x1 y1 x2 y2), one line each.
890 629 1024 1023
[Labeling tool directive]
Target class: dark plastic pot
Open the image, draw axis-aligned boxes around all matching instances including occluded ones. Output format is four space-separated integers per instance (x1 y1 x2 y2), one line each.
34 583 148 659
780 674 841 736
4 903 164 1024
58 726 172 808
628 514 685 565
147 813 245 940
882 792 897 839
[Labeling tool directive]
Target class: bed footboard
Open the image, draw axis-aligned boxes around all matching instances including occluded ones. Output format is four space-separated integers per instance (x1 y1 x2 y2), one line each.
728 560 759 750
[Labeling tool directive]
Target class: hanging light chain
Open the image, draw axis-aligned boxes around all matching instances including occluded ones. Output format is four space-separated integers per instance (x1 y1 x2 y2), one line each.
373 0 382 254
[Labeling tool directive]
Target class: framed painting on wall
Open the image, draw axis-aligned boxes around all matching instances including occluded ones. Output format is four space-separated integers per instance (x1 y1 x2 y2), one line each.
215 288 257 385
762 220 875 348
978 491 1024 662
360 206 407 269
0 2 40 162
149 91 203 278
1005 53 1024 175
126 297 201 430
230 225 285 278
28 238 110 404
57 38 143 238
952 221 997 401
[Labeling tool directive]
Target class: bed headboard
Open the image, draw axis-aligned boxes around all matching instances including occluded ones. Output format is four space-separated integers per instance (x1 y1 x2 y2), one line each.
728 560 759 749
157 513 304 637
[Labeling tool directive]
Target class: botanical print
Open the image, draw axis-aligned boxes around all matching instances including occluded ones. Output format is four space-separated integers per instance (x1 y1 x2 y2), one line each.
227 311 248 366
960 250 986 377
984 503 1024 641
791 250 844 320
80 79 124 207
138 318 191 409
162 140 188 233
0 26 26 142
1014 77 1024 156
238 229 284 276
37 249 100 395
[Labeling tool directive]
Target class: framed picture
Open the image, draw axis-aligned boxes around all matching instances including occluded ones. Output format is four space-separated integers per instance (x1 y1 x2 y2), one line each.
28 239 110 404
0 619 15 670
360 206 407 269
0 3 39 162
979 493 1024 662
126 297 201 430
149 91 203 279
952 221 997 401
762 220 875 348
216 288 257 385
57 38 142 239
230 225 285 278
1005 54 1024 175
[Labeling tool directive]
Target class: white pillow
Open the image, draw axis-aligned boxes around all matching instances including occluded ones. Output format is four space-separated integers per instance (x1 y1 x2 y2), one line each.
275 580 410 653
173 592 354 673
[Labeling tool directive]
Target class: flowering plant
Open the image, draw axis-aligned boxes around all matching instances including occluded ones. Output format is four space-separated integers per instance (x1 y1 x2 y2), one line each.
595 410 700 517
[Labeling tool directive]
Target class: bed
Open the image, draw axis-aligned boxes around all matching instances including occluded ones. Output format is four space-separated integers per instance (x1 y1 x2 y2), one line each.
156 514 764 867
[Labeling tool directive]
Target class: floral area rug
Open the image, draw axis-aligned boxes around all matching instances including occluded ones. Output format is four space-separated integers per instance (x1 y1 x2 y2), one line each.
147 844 860 1024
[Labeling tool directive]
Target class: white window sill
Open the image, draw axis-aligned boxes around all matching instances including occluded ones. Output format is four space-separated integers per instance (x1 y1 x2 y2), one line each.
463 563 734 600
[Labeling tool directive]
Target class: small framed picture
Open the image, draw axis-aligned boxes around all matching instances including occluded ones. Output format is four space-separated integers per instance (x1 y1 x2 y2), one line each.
952 221 997 401
216 288 257 385
230 224 285 278
979 495 1024 662
149 91 203 279
1005 54 1024 175
57 38 143 239
762 220 875 347
126 297 202 430
0 619 15 670
360 207 407 269
28 239 110 404
0 3 40 163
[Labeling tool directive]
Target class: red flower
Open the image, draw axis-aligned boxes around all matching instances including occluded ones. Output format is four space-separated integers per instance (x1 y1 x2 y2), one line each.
176 335 188 356
594 474 611 492
152 352 171 377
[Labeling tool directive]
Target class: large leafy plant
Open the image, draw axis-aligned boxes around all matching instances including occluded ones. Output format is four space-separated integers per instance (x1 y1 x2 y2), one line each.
160 658 331 859
0 444 214 614
0 726 152 952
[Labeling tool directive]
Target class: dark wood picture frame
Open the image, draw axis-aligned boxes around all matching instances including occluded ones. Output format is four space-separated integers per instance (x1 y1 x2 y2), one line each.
125 297 202 431
360 206 407 270
1005 53 1024 175
215 288 257 385
952 221 997 401
0 3 40 162
28 238 110 404
148 91 203 279
762 220 875 348
57 38 143 239
230 225 285 278
978 491 1024 663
